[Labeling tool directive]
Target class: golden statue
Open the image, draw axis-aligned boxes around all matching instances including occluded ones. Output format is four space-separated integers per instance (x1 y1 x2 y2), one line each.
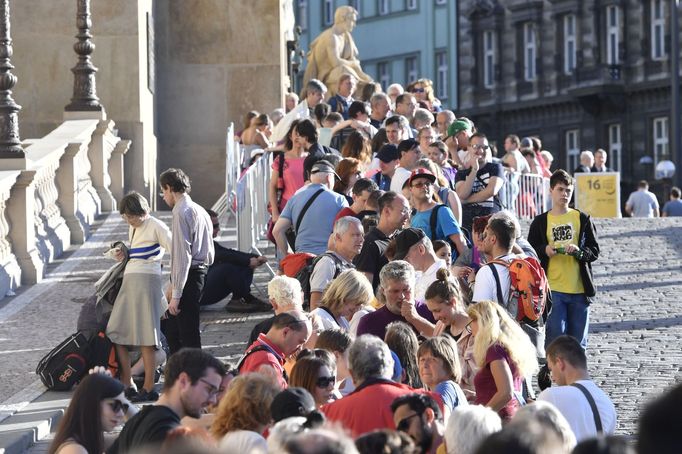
302 6 374 98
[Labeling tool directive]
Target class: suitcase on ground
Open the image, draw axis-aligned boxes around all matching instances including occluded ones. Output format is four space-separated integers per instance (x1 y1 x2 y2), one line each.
35 332 89 391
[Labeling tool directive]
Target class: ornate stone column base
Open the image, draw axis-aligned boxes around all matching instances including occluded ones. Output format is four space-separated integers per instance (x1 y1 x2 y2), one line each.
6 170 43 284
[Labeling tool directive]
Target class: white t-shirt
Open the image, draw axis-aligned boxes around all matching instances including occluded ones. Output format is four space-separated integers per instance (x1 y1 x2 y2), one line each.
310 252 354 293
538 380 617 442
310 307 350 332
390 167 412 193
415 259 448 302
472 254 515 305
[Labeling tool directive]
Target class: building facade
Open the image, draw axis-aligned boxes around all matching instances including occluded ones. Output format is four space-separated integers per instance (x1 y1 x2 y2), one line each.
457 0 680 189
295 0 459 109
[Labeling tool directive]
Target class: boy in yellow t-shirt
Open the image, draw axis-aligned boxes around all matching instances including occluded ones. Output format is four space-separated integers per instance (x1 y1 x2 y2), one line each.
528 170 600 350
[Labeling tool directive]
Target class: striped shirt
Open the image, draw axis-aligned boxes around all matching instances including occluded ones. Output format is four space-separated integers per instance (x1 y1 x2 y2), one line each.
170 194 214 299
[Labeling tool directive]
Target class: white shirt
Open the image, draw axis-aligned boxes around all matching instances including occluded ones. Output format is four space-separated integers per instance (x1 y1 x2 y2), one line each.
390 167 412 193
310 307 350 332
415 259 448 302
472 254 515 305
538 380 617 442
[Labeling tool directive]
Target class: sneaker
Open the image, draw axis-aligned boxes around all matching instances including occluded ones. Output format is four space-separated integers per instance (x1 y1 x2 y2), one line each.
225 297 272 313
131 388 159 403
124 387 138 400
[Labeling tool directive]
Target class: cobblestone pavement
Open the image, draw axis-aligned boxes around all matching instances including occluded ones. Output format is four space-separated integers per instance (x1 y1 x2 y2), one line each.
0 215 680 453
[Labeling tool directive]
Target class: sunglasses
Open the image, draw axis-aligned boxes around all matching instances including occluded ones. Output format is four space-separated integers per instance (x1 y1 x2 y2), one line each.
107 399 129 414
396 412 422 432
412 88 425 93
315 375 336 388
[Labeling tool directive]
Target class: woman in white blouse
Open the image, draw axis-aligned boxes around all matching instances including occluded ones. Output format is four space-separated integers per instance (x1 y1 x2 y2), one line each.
106 192 172 402
310 269 373 332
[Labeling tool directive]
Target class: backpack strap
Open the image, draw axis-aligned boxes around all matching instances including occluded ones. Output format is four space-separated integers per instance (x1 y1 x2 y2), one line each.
237 344 288 382
571 382 603 433
429 204 446 240
487 261 506 307
295 189 325 235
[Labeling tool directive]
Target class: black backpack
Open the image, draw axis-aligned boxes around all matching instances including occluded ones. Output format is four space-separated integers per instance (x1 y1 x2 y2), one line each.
295 252 344 310
36 332 90 391
87 331 120 378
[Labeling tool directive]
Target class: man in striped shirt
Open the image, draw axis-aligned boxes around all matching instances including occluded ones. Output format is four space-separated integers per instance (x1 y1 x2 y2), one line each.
159 168 214 354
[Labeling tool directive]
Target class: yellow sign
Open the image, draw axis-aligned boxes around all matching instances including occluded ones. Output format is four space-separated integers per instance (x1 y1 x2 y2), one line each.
574 172 621 218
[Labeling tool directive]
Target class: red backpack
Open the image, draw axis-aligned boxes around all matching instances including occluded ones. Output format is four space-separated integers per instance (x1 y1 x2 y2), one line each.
487 256 549 322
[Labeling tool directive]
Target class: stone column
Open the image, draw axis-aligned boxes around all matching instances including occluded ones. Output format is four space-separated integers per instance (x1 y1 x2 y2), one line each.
0 0 24 168
64 0 106 120
6 170 42 284
56 142 86 244
109 139 130 204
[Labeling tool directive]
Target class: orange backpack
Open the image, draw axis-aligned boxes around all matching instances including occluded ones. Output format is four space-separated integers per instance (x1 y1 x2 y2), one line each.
488 256 549 322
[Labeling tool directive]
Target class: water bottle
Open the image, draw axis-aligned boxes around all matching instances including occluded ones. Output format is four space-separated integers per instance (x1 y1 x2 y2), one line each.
571 249 584 260
554 246 566 254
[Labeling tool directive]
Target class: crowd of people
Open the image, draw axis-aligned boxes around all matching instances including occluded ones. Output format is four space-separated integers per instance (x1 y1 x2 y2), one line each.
48 76 682 454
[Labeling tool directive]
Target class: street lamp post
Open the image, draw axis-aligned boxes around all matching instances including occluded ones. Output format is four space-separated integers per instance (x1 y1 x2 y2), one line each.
0 0 23 159
672 0 682 188
65 0 103 112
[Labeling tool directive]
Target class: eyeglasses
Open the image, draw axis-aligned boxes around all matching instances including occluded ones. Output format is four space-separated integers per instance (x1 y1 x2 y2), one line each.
107 399 129 414
465 321 473 334
315 375 336 388
412 88 425 93
396 412 422 432
472 144 490 150
198 378 220 397
411 181 433 188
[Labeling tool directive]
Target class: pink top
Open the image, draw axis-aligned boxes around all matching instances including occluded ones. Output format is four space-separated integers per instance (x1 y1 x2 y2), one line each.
273 155 306 204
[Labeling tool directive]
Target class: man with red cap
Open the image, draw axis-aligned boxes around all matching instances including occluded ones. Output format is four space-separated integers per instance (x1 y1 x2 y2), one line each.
408 168 468 259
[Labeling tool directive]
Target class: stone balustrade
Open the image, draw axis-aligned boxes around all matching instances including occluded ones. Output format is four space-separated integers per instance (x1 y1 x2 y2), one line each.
0 118 127 298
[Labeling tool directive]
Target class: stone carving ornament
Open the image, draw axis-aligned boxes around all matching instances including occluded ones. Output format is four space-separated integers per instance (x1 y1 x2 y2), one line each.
302 6 374 98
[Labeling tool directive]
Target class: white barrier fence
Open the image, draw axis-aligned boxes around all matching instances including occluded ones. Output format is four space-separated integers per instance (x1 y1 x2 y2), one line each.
498 171 551 220
235 150 275 278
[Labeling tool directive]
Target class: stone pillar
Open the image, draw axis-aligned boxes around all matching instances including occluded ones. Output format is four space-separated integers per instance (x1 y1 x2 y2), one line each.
88 119 117 211
110 139 130 204
56 142 86 243
0 0 24 169
6 170 42 284
64 0 105 119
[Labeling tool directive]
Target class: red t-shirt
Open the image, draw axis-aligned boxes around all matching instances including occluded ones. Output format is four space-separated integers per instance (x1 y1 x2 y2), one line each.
473 343 523 421
334 207 359 223
239 334 288 389
322 378 443 438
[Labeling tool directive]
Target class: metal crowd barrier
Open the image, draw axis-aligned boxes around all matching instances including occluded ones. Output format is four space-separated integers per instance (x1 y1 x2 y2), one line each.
223 123 241 221
236 151 276 277
499 170 551 220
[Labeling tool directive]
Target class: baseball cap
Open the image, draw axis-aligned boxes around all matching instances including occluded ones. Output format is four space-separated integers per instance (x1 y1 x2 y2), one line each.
310 159 341 180
446 120 472 139
406 168 437 187
270 387 317 422
376 144 400 163
393 227 426 261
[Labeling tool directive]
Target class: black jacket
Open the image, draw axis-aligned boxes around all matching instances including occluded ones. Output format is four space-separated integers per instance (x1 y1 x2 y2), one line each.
213 241 256 268
527 210 599 301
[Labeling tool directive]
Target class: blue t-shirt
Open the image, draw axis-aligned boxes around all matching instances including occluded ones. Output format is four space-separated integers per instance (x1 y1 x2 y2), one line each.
280 184 348 254
411 205 462 241
434 380 468 412
662 199 682 217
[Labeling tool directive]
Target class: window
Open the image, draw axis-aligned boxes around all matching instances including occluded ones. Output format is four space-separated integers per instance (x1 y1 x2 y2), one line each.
524 22 537 81
564 14 577 74
606 5 619 65
436 51 448 100
407 0 417 10
566 129 580 170
653 117 669 165
608 124 621 171
379 0 389 15
651 0 666 60
378 62 391 91
405 56 418 85
483 30 496 88
323 0 334 25
298 0 308 31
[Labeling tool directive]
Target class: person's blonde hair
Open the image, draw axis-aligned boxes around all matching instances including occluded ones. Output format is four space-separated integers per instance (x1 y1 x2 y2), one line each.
466 301 538 377
210 373 280 438
319 269 373 315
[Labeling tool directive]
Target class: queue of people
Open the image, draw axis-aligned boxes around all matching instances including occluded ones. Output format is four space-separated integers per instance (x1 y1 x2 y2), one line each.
47 76 680 454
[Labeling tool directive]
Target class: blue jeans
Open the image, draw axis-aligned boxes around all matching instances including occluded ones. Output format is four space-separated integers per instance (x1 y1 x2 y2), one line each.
545 291 590 349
